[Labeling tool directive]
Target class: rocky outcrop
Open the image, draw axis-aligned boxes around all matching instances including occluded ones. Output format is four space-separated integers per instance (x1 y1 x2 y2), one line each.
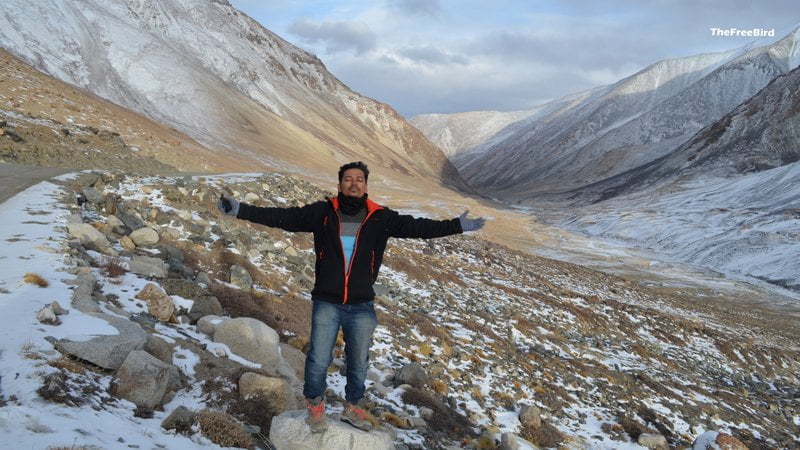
50 314 147 370
113 350 174 409
213 317 281 368
270 410 395 450
135 283 176 323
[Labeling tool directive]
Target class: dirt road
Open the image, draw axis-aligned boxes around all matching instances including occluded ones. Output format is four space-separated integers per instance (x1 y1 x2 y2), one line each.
0 163 70 203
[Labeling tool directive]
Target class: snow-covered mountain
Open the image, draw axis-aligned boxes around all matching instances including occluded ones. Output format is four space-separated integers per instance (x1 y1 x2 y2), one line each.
409 87 605 166
552 66 800 291
0 0 466 189
432 27 800 199
570 66 800 204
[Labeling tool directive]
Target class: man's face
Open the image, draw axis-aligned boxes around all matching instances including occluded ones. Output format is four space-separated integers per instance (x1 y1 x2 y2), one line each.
338 168 368 198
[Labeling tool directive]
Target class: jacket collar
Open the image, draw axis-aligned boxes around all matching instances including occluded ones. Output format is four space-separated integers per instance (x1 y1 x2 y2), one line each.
329 196 383 213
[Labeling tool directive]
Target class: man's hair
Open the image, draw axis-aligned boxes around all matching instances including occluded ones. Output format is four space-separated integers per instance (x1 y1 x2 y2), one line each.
338 161 369 183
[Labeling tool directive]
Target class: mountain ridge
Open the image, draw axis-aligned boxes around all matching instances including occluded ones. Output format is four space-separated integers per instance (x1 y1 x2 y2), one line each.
0 0 468 191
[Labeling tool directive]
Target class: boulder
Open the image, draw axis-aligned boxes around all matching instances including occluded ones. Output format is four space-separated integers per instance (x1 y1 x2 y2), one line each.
501 432 540 450
37 305 60 325
144 335 173 364
197 315 227 337
213 318 280 368
279 342 306 381
119 236 136 251
161 278 222 323
230 265 253 290
394 362 428 388
129 227 159 247
638 433 668 449
692 431 748 450
114 350 172 409
519 404 541 429
195 272 212 286
50 301 69 315
82 186 104 204
270 410 394 450
52 314 147 369
238 372 298 412
135 283 176 323
67 223 110 249
162 406 196 434
116 208 145 231
68 270 100 314
107 215 127 234
188 295 222 323
129 256 168 278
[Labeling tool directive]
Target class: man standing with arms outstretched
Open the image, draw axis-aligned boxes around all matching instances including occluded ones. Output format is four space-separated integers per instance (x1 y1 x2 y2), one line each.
218 161 486 433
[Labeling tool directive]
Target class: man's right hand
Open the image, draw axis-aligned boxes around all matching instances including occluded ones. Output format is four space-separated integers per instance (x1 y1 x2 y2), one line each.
217 194 240 216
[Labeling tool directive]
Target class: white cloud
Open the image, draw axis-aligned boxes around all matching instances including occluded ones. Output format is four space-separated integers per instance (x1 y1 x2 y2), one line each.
288 18 377 55
389 0 442 17
231 0 800 116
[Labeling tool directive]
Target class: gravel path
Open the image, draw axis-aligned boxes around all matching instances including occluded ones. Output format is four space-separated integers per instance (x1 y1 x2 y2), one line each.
0 163 70 204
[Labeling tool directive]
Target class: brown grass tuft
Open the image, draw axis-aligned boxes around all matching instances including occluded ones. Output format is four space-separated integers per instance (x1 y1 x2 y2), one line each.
105 259 127 278
47 447 95 450
208 284 310 340
519 420 564 448
197 409 254 450
401 387 474 437
48 357 86 374
24 273 49 287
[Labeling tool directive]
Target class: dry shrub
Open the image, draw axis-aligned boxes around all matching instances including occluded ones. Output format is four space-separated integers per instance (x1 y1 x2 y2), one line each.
519 420 564 448
197 409 254 449
228 396 279 436
618 414 648 440
47 447 95 450
401 387 474 438
208 284 310 339
105 259 127 278
201 368 286 436
23 272 49 287
182 244 286 292
384 251 467 288
418 342 434 357
413 312 451 343
37 372 82 406
48 357 86 374
381 411 411 428
430 379 448 396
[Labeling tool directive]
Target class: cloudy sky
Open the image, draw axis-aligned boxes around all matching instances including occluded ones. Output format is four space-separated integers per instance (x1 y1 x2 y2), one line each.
229 0 799 118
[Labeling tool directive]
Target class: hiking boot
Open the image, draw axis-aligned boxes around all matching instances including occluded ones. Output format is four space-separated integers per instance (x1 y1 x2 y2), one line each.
341 401 373 432
305 396 327 433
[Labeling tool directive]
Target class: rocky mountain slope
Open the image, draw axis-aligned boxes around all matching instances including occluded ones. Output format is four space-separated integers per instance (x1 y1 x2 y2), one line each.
551 66 800 293
0 0 466 190
0 47 231 173
424 27 800 199
413 28 800 297
1 169 798 449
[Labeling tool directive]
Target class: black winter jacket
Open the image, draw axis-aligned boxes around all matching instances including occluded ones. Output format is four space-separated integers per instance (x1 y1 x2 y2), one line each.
236 196 463 304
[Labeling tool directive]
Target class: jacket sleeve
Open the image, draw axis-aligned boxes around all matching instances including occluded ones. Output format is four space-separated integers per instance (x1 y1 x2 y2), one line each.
385 209 463 239
236 201 325 233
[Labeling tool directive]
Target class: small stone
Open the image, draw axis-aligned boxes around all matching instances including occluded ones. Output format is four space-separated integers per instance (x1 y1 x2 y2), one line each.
129 227 159 247
37 306 60 325
50 301 69 315
119 236 136 250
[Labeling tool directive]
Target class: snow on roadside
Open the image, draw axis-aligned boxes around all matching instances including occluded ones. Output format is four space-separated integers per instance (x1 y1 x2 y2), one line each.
0 178 223 449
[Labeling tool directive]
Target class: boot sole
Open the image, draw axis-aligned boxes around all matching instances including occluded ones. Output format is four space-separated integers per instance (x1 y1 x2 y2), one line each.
341 416 373 432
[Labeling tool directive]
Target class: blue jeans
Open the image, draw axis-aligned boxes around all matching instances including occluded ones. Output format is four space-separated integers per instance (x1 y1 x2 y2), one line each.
303 300 378 404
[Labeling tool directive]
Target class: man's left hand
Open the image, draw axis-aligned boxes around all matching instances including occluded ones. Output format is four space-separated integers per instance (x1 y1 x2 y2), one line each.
459 210 486 232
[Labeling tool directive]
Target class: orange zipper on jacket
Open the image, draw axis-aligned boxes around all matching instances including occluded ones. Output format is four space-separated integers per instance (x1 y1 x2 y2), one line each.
339 207 379 304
